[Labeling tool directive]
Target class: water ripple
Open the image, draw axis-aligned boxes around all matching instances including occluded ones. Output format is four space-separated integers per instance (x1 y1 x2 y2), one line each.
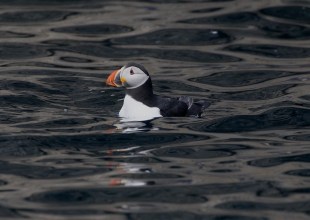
127 213 267 220
150 144 250 159
248 153 310 167
216 201 310 214
0 1 309 219
111 29 233 45
224 44 310 58
0 161 111 179
260 6 310 24
0 133 209 155
0 10 76 23
53 24 134 36
184 107 310 132
0 31 34 38
209 84 295 101
44 40 242 63
189 70 301 87
285 169 310 177
0 43 51 59
181 10 310 40
26 181 274 205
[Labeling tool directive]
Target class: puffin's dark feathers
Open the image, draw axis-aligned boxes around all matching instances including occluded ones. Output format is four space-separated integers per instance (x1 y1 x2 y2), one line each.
155 96 188 117
154 96 209 118
106 62 211 120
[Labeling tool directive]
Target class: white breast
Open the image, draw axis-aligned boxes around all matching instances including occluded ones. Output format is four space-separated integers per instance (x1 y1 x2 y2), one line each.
119 95 162 121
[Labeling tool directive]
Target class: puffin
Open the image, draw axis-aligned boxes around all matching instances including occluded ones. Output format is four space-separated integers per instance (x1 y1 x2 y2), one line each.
106 62 209 121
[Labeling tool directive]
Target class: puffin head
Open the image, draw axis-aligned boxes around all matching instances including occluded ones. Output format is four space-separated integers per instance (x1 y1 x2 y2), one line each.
106 62 150 89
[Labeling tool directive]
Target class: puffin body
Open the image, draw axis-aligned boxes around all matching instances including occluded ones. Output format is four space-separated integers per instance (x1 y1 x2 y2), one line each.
119 94 162 121
106 62 208 121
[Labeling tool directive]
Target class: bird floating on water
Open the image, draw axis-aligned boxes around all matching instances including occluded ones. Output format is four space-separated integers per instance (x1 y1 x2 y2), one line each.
106 62 209 121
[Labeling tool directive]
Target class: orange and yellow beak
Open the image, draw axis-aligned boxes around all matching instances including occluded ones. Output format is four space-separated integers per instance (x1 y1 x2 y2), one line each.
106 69 122 87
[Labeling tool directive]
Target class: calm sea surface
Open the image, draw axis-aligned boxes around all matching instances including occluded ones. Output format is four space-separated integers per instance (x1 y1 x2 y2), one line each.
0 0 309 219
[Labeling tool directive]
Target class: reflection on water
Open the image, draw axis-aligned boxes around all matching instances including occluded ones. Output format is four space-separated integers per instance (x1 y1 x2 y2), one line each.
0 0 309 219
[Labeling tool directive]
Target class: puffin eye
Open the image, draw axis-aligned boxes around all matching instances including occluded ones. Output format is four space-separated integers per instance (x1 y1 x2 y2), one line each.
130 69 135 75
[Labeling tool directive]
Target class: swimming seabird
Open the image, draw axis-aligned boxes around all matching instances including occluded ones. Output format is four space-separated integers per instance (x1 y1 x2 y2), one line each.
106 62 209 121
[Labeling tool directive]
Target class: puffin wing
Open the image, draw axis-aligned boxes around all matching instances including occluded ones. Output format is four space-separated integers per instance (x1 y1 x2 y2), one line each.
155 96 188 117
187 100 211 117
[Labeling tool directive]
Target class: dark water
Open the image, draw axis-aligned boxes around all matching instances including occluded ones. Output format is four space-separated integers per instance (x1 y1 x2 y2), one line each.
0 0 309 219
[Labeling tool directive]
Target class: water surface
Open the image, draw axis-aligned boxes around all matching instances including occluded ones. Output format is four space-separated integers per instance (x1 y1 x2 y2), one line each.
0 0 309 219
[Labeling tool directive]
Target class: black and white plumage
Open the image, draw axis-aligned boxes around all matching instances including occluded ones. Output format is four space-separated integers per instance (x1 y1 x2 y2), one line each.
106 62 209 121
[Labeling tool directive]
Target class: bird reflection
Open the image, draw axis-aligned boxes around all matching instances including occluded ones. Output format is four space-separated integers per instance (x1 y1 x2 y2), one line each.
113 119 157 133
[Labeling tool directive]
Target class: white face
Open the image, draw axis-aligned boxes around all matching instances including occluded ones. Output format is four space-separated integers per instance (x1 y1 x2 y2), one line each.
119 66 149 89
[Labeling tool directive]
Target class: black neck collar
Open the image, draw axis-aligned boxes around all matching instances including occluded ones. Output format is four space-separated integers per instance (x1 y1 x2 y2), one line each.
126 78 154 106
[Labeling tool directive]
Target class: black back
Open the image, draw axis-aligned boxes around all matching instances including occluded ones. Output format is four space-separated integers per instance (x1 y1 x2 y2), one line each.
125 63 207 117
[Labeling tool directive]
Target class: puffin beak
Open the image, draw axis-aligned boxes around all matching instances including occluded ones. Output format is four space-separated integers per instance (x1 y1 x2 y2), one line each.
106 69 122 87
